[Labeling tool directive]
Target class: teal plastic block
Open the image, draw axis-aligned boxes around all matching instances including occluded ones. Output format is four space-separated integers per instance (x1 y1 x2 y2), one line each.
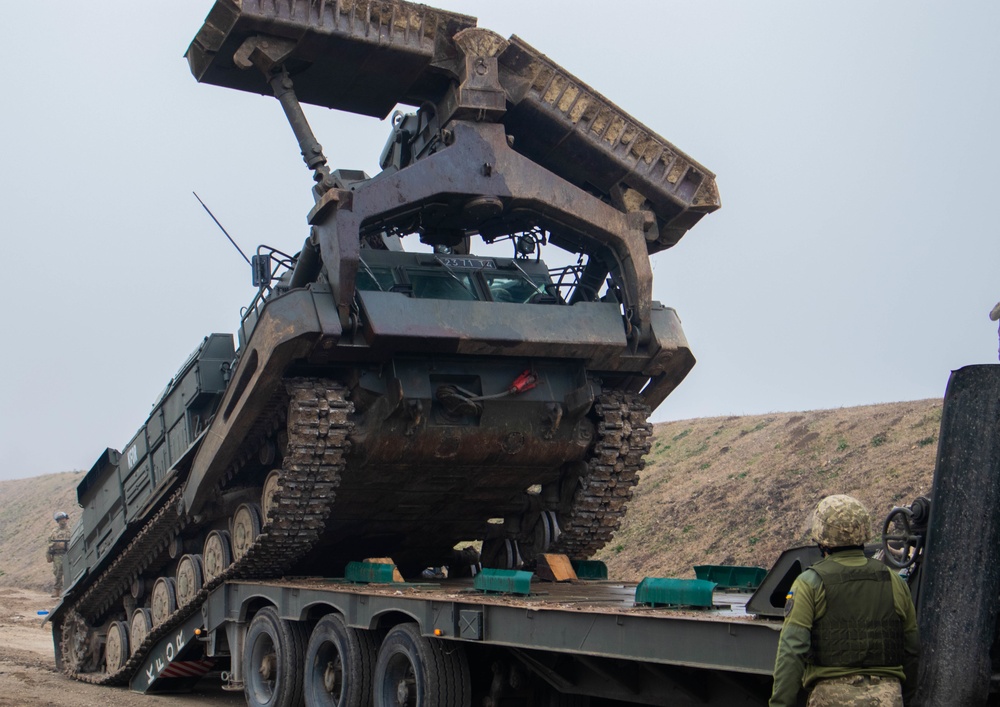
693 565 767 592
474 568 533 595
345 561 397 584
571 560 608 580
635 577 716 608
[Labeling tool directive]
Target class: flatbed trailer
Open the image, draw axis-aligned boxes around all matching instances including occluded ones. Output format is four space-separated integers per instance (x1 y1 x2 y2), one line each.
130 574 781 705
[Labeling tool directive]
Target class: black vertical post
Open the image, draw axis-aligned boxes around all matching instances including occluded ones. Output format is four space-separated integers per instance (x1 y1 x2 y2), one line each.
915 365 1000 706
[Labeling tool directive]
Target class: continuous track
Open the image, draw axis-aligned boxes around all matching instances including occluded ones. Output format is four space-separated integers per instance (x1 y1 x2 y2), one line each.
549 392 652 558
59 379 353 684
58 386 650 684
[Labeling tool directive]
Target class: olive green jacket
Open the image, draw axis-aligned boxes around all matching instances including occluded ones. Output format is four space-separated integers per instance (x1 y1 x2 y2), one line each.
769 550 920 707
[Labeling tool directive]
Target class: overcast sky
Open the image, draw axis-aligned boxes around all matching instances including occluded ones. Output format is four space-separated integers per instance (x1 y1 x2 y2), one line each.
1 1 997 481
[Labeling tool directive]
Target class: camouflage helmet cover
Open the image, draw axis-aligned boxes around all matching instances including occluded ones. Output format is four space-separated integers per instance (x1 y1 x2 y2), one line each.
54 511 68 521
811 494 871 547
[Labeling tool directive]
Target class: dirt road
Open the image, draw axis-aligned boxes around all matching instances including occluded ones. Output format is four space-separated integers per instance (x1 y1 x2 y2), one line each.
0 588 244 707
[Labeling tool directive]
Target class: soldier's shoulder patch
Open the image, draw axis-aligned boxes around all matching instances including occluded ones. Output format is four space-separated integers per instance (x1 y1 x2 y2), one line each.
783 589 795 617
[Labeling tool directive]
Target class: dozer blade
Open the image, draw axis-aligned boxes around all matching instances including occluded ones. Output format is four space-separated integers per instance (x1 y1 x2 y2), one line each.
186 0 720 252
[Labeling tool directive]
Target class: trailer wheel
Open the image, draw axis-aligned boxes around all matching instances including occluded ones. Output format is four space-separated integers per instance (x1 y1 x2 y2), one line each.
374 623 470 707
104 621 129 674
244 606 307 707
304 614 378 707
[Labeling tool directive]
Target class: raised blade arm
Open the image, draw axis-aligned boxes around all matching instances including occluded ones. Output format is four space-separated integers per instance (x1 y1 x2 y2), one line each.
186 0 719 254
186 0 477 118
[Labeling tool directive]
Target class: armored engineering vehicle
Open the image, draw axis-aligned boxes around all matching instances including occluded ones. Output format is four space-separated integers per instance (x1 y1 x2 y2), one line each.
50 0 722 694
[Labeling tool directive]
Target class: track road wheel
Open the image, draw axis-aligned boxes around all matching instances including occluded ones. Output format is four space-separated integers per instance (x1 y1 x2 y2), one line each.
150 577 178 627
527 511 562 560
244 607 307 707
176 554 204 606
262 470 282 523
60 610 100 674
130 608 152 655
203 529 233 584
305 614 378 707
233 503 263 562
480 538 521 570
374 623 470 707
104 621 129 674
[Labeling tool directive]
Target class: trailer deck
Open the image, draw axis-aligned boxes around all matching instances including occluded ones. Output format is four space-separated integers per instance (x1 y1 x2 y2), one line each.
136 575 781 704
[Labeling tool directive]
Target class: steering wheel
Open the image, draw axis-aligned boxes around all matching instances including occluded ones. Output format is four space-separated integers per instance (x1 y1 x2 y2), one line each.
881 506 922 569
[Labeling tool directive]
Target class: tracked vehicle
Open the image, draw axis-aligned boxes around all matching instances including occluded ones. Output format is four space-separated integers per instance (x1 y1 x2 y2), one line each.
52 0 720 684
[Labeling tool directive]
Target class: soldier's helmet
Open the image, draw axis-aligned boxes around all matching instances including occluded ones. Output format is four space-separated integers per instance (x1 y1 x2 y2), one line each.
54 511 68 521
810 494 871 547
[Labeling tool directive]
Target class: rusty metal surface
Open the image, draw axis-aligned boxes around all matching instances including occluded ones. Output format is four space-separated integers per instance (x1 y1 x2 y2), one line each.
318 120 656 336
249 575 765 620
498 35 719 252
186 0 719 250
187 0 477 117
357 292 627 357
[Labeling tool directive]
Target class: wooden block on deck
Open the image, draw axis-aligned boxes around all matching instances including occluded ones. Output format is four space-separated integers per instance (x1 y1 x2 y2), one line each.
364 557 404 583
535 554 578 582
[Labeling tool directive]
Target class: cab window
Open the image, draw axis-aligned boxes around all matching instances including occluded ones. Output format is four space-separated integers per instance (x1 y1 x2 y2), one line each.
409 271 478 301
484 273 547 303
356 267 395 291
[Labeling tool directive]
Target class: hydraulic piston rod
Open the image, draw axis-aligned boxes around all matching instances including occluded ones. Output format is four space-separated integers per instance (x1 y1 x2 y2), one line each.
232 35 336 196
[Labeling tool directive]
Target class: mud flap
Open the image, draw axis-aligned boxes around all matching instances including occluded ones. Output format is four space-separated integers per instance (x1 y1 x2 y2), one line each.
915 364 1000 706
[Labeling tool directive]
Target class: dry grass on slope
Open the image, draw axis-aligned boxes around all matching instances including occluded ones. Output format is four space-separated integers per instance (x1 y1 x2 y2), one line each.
596 399 941 581
0 400 942 592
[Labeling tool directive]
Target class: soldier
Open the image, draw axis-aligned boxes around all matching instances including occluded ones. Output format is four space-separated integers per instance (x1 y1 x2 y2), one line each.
46 511 71 597
769 495 920 706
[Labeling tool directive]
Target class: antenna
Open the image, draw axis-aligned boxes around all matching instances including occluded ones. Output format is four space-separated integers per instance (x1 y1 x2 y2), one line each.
193 192 252 266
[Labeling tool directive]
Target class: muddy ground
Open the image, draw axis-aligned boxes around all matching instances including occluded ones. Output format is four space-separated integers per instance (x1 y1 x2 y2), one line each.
0 588 242 707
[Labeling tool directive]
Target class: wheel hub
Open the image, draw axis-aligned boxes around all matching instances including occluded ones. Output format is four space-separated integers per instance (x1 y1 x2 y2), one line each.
259 652 277 681
395 678 411 706
323 655 343 694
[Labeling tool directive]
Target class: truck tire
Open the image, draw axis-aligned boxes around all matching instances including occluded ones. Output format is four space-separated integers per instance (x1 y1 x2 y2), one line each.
244 606 307 707
374 623 470 707
304 614 378 707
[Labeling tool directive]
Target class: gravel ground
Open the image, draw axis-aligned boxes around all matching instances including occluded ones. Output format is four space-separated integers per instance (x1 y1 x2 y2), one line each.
0 588 244 707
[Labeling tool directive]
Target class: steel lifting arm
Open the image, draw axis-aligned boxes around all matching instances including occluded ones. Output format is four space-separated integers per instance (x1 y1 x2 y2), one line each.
232 36 338 198
187 0 720 253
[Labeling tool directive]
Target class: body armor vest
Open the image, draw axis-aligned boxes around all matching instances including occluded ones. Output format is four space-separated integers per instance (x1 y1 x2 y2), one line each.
49 527 71 555
810 555 904 668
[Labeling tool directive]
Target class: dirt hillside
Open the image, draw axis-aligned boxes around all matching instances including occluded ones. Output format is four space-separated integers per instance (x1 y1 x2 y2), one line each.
0 472 84 592
595 398 940 580
0 399 940 592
